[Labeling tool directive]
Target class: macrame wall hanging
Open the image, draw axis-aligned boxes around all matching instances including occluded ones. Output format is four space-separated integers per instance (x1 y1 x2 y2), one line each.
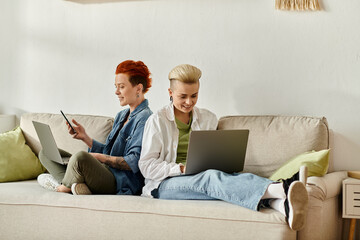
275 0 321 11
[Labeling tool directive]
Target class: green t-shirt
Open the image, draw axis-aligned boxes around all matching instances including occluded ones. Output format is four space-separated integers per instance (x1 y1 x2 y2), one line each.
175 115 192 165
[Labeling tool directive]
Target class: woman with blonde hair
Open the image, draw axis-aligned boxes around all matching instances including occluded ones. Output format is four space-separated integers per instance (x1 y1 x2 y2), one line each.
139 64 308 231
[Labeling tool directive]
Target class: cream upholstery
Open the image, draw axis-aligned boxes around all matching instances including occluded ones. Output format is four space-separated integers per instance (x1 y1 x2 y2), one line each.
20 112 114 155
217 115 329 177
0 113 347 240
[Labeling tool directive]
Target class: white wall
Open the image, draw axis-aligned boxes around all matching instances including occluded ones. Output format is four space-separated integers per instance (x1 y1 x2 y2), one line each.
1 0 359 171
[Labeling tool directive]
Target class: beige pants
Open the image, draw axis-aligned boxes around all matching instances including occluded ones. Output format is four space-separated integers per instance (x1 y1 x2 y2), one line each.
39 149 116 194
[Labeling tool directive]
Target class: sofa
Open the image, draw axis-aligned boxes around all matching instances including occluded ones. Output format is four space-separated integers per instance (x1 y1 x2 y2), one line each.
0 113 348 240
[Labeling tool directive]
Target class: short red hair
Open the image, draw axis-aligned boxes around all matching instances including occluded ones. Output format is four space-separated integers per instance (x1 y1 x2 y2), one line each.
115 60 152 93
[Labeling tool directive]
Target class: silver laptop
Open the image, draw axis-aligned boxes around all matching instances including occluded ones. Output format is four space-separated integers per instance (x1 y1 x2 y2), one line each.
185 129 249 175
32 121 70 165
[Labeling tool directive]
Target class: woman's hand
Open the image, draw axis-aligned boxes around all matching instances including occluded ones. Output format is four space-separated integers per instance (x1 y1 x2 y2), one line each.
67 119 93 148
180 164 186 173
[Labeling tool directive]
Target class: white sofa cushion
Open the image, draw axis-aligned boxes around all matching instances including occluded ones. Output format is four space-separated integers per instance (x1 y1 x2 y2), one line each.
218 116 329 178
0 180 295 240
20 113 114 155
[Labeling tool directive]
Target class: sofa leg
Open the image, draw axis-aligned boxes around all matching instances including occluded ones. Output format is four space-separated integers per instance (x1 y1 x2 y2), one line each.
348 218 356 240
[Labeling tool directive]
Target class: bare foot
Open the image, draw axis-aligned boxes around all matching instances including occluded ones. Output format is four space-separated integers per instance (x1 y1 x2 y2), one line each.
56 184 71 193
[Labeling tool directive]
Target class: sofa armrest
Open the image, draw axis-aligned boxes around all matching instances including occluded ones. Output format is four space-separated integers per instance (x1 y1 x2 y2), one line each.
306 171 348 201
298 171 348 240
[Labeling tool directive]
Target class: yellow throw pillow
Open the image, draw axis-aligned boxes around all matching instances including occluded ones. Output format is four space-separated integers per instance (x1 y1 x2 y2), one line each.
0 127 46 182
269 149 330 181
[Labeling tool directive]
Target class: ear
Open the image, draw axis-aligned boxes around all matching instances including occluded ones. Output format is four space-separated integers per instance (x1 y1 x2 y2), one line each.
137 83 144 94
168 88 173 97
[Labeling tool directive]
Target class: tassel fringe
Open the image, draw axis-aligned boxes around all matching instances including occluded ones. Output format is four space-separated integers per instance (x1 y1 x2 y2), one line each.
275 0 321 11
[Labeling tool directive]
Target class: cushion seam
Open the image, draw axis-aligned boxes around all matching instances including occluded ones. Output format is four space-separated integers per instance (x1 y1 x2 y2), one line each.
0 203 286 225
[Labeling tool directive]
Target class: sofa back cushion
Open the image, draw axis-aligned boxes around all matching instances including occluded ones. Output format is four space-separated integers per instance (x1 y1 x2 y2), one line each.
20 113 114 155
217 116 329 178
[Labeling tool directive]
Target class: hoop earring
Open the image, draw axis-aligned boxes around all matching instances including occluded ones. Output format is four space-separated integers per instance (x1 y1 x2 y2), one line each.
137 94 140 98
170 96 173 102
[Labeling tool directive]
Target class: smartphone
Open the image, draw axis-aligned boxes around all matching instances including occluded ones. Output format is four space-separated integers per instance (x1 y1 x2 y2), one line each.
60 110 76 133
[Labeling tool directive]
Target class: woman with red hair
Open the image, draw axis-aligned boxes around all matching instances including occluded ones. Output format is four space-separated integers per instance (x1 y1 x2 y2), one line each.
37 60 153 195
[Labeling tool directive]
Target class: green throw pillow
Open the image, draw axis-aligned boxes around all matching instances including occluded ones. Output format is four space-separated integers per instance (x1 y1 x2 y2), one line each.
0 127 46 182
269 149 330 181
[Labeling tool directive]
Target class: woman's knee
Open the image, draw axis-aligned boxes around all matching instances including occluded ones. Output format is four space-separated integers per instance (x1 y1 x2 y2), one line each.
203 169 220 177
68 151 90 167
38 149 50 167
38 149 46 161
199 169 223 185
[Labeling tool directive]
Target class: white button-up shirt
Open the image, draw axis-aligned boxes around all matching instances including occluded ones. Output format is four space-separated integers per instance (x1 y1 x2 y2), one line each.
139 103 218 197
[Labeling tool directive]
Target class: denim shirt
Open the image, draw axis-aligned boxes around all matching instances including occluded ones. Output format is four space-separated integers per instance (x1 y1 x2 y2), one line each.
89 99 152 195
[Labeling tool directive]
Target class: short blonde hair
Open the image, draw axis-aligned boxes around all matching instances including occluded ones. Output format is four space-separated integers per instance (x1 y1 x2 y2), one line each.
168 64 202 84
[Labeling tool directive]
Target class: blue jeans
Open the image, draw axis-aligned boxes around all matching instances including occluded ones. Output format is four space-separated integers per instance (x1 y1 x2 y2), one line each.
152 169 273 211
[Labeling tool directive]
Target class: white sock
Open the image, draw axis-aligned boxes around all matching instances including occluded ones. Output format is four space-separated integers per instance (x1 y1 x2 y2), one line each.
270 199 286 216
262 183 286 199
